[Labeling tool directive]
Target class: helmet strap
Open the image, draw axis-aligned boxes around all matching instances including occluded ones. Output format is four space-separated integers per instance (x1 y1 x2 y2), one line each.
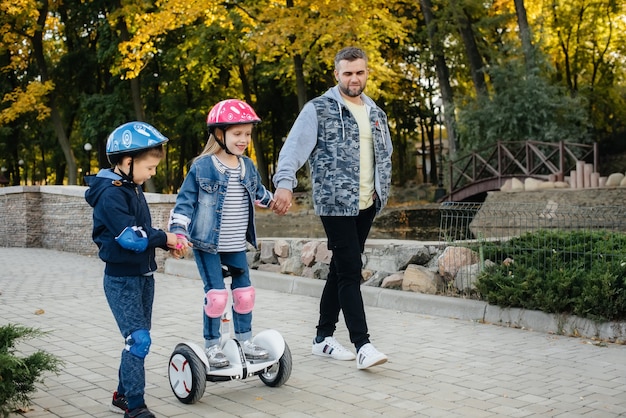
215 128 235 155
115 157 136 183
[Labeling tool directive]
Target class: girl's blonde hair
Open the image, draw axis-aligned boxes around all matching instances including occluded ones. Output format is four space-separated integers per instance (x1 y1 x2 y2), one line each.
195 132 223 162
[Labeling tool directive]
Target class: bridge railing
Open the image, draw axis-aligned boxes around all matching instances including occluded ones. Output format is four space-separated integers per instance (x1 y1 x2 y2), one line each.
446 141 597 201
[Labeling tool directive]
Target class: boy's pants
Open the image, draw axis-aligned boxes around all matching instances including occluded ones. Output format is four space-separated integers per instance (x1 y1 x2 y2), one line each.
104 274 154 410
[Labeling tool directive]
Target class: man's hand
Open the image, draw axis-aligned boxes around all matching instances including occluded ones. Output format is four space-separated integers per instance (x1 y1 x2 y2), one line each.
273 188 293 216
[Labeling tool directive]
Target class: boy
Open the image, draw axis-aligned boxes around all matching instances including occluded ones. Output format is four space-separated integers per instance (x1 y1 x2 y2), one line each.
85 121 178 418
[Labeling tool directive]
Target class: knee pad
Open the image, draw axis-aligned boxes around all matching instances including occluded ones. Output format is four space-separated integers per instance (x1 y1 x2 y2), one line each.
204 288 228 318
232 286 255 314
125 329 151 358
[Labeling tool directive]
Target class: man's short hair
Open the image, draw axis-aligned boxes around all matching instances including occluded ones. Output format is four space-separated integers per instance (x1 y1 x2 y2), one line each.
334 47 368 69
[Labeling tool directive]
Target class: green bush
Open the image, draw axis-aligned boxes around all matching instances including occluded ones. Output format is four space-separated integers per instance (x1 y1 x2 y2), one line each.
0 324 62 417
475 230 626 322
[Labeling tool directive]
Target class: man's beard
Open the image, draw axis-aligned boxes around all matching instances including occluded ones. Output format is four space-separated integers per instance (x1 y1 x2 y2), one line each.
339 84 364 97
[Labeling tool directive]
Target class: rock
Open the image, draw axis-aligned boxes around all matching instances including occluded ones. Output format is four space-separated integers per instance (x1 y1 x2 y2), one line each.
554 181 570 189
274 239 290 258
315 242 333 264
605 173 624 186
524 178 544 191
280 256 303 276
363 271 392 287
454 260 495 291
380 273 404 289
300 241 319 267
402 264 440 294
438 246 479 281
500 178 526 192
538 181 556 189
259 241 277 264
311 262 330 280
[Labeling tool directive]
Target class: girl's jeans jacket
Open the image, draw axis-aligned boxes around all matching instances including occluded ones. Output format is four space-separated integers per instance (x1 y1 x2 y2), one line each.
168 154 273 253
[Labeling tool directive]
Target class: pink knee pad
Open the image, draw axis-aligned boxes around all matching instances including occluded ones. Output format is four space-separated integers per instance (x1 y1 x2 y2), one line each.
232 286 255 314
204 289 228 318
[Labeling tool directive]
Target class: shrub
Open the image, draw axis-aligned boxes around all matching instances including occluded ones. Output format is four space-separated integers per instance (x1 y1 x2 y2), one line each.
475 230 626 322
0 324 62 417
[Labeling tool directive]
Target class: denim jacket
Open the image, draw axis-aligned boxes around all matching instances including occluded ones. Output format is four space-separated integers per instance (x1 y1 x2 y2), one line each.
169 154 273 253
273 85 393 216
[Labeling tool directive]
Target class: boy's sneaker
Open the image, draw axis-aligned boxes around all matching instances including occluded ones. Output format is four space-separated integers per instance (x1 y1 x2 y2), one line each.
124 406 155 418
312 336 355 361
356 343 388 369
242 339 269 359
206 344 229 368
110 391 127 414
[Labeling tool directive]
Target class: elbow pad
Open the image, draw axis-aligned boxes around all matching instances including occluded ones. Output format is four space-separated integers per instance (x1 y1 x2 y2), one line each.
115 226 148 253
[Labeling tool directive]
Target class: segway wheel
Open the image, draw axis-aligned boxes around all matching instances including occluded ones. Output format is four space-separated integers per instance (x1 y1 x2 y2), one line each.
168 344 207 404
259 341 292 387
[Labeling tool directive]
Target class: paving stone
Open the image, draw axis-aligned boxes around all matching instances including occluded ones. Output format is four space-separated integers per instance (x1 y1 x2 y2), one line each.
2 248 626 418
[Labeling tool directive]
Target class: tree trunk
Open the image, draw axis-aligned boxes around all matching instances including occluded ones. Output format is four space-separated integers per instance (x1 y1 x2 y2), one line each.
451 0 487 97
293 53 307 110
514 0 535 70
420 0 458 155
239 63 270 187
33 1 77 185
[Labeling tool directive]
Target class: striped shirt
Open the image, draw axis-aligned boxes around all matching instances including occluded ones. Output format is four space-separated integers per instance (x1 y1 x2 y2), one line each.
216 160 249 252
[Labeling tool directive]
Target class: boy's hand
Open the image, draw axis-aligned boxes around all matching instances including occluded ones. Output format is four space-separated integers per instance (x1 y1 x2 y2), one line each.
165 232 179 250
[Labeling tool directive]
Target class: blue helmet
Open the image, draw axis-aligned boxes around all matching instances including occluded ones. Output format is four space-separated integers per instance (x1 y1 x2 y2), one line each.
106 122 168 165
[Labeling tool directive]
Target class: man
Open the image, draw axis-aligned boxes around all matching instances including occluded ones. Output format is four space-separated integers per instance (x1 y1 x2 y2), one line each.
272 47 393 370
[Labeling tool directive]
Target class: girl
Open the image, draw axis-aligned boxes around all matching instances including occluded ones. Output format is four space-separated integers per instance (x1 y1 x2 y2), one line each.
169 99 274 367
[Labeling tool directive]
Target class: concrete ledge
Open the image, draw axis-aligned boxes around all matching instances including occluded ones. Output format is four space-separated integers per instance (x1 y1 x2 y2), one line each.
164 257 626 343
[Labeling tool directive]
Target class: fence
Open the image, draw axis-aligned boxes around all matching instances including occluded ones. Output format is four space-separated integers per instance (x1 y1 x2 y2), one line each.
439 201 626 287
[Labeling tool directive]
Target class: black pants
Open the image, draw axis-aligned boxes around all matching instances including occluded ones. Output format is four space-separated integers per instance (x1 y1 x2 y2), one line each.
318 204 376 349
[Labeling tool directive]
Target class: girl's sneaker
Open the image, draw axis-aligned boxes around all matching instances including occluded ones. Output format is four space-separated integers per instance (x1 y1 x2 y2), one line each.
206 344 230 368
242 339 269 359
110 391 127 414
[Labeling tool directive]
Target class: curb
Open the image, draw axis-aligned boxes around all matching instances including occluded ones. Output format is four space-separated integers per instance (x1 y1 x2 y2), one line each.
164 258 626 343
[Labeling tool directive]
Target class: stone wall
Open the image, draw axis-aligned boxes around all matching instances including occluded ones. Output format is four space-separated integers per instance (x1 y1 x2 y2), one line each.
255 204 442 241
0 185 176 269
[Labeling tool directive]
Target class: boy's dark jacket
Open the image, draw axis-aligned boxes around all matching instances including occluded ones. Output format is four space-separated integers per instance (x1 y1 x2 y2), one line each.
85 169 168 277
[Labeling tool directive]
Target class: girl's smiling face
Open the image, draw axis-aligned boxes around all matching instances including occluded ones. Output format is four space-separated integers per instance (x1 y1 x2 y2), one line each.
222 123 253 156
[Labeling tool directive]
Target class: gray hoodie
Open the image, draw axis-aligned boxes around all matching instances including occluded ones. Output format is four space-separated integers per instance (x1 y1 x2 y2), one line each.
273 85 393 216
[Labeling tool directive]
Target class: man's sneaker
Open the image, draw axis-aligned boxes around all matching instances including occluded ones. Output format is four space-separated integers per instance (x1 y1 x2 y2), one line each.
242 339 269 359
356 343 388 369
206 344 229 368
312 336 355 361
124 406 155 418
110 391 127 414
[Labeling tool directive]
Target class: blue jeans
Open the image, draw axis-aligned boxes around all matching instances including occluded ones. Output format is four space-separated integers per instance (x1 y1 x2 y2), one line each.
193 250 253 347
318 204 376 349
103 274 154 410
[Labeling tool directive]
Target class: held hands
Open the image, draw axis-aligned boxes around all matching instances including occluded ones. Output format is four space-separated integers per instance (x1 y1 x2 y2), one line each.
167 232 193 259
272 188 293 216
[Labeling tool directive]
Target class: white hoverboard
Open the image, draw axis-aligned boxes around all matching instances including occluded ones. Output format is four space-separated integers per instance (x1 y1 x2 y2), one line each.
168 265 292 404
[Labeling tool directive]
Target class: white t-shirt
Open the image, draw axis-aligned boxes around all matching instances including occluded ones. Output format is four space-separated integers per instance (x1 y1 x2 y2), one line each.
344 100 375 210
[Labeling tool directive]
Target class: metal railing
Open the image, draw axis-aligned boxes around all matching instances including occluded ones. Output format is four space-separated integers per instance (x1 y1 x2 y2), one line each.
439 201 626 286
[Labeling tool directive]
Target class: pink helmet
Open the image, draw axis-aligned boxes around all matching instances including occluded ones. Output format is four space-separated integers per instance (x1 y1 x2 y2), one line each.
206 99 261 133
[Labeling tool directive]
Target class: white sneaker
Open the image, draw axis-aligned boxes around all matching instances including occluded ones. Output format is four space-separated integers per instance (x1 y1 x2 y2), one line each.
312 336 356 361
242 339 269 359
206 344 229 368
356 343 388 369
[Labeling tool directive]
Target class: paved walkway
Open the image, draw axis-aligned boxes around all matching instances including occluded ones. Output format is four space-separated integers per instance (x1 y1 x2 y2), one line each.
1 248 625 418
